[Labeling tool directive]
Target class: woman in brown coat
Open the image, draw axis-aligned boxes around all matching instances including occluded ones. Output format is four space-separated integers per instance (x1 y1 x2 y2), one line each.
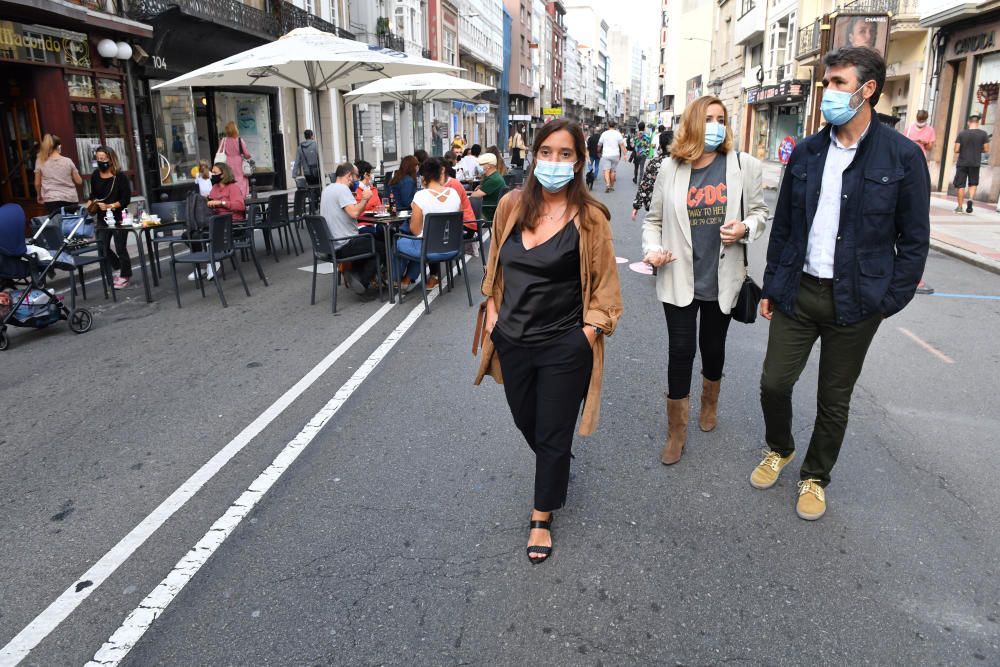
475 119 623 564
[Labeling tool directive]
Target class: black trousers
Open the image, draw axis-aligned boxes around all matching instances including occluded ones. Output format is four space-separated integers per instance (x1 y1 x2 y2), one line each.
662 299 732 400
45 200 78 216
337 235 383 287
633 155 647 182
760 275 881 486
98 226 132 278
492 327 593 512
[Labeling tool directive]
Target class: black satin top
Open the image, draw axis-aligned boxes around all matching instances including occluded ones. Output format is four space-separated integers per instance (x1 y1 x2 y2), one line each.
495 220 583 345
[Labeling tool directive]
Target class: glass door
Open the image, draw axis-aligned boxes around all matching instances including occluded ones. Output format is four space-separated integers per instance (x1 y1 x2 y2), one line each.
0 97 41 214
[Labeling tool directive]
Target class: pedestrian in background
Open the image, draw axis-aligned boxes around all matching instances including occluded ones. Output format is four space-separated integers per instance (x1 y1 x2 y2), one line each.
641 96 769 466
475 118 622 564
952 114 990 214
754 47 929 520
470 152 505 223
904 110 936 295
217 121 252 198
597 120 626 192
458 144 482 181
294 129 321 186
630 129 673 220
486 145 507 175
34 134 82 216
586 126 601 189
509 124 527 169
85 146 132 289
632 122 651 184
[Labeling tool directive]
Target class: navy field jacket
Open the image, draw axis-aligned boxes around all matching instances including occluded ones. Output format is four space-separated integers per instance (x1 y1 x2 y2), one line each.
762 118 930 325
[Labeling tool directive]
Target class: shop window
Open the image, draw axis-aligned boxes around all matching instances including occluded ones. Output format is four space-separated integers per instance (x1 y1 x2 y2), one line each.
381 101 398 162
214 91 275 173
66 74 94 99
150 84 197 185
65 73 133 193
70 102 100 188
972 52 1000 135
97 78 123 100
412 102 425 153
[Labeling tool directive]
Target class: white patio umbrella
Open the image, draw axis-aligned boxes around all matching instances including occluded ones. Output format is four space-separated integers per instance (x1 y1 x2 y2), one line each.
343 72 494 104
152 27 462 172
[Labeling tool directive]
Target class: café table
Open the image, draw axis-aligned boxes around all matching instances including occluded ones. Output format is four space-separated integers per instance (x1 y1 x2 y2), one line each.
95 224 155 303
140 220 187 286
359 211 411 304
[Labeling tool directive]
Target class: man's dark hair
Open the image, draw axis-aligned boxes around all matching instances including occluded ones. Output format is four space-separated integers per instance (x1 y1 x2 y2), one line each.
823 46 887 106
608 120 616 128
968 114 981 122
414 149 428 163
304 129 314 139
470 144 482 156
638 121 645 131
658 129 671 154
334 162 355 179
657 124 666 133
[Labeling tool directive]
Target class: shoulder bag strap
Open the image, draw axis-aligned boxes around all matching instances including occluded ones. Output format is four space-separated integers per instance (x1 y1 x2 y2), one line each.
735 151 748 269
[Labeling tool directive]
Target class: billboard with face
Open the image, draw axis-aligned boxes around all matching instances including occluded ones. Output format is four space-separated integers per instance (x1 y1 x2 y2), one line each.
831 14 890 58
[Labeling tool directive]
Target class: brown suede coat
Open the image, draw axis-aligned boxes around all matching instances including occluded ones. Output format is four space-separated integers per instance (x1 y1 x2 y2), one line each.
473 190 624 436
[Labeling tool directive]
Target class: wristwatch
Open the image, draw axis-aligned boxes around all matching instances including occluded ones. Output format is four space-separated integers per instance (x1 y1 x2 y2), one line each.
590 325 604 336
742 223 751 240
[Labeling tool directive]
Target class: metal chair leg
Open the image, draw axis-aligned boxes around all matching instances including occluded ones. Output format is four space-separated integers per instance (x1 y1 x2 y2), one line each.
170 260 182 308
234 254 251 297
310 256 317 305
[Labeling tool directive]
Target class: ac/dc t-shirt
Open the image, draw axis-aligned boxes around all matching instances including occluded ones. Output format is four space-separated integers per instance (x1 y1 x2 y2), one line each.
687 156 727 301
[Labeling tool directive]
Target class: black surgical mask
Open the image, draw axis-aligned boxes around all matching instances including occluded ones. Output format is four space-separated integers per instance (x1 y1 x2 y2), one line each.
210 174 222 185
97 161 110 172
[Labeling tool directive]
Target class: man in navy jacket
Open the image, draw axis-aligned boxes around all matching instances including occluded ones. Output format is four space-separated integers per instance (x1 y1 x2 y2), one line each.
749 47 930 520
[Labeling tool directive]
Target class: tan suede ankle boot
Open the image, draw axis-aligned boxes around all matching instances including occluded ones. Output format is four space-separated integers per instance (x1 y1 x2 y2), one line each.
699 378 721 432
660 397 689 465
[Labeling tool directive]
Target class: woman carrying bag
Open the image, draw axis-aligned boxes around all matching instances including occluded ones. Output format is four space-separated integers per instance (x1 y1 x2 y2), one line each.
641 96 769 466
216 121 252 198
475 119 623 564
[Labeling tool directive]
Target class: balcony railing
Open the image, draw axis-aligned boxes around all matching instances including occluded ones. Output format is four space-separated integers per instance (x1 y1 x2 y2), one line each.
739 0 756 19
127 0 353 41
839 0 919 18
377 31 406 52
796 18 821 60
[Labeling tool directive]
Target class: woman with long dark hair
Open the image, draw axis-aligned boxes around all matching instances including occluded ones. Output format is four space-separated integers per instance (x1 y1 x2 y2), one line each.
474 119 623 564
85 146 132 289
641 96 769 465
389 155 420 210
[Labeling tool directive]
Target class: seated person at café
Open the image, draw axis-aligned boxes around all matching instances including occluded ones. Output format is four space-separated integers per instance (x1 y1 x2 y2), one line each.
206 162 247 223
397 157 460 293
457 144 482 181
320 162 382 297
353 159 382 214
443 160 476 235
486 145 508 175
388 155 419 210
470 152 506 222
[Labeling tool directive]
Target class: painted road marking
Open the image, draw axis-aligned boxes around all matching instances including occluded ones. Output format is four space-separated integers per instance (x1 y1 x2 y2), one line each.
898 327 955 365
0 300 396 666
928 292 1000 301
86 264 459 666
629 261 653 275
615 256 628 264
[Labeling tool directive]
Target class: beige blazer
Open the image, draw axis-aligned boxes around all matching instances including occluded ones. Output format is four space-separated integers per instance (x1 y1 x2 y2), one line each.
640 150 769 313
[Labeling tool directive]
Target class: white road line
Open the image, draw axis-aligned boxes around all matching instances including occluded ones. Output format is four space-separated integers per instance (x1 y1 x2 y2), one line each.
897 327 956 365
87 277 446 665
0 300 395 667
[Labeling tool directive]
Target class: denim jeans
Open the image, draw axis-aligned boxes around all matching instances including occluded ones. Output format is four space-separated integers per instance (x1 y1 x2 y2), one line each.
396 236 424 282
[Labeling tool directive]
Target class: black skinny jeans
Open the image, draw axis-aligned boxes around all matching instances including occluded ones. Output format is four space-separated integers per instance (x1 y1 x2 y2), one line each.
662 299 732 400
98 226 132 278
491 327 593 512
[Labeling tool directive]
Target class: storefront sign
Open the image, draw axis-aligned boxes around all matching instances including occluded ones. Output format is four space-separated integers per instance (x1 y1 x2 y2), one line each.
746 80 808 105
542 107 563 116
475 104 490 114
953 31 996 57
511 114 531 121
0 23 90 68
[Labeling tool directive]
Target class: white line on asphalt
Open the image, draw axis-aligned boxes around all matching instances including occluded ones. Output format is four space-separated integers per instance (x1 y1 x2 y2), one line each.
0 300 396 667
897 327 956 365
86 273 448 665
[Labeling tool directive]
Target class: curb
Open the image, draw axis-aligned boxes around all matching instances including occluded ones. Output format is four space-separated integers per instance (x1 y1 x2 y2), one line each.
929 237 1000 276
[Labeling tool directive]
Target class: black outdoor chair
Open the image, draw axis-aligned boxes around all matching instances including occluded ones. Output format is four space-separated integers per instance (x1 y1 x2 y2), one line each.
166 214 250 308
256 193 302 261
31 215 112 309
303 215 383 314
289 188 309 231
232 216 269 286
468 197 491 267
148 201 188 280
394 211 471 314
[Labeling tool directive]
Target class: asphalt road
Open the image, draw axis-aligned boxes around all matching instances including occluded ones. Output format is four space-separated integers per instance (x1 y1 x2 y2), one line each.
2 164 998 666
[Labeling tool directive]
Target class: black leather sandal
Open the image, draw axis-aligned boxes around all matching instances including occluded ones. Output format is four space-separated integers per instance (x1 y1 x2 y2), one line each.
526 516 554 564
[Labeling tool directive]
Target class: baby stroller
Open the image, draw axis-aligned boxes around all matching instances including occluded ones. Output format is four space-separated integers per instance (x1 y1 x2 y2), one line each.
0 203 93 351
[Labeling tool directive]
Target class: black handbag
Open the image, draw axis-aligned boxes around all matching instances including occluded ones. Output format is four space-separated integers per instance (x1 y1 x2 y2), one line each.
731 152 761 324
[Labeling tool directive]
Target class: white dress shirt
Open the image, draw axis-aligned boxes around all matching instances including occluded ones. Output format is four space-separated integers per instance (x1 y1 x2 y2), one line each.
804 123 869 278
458 155 481 180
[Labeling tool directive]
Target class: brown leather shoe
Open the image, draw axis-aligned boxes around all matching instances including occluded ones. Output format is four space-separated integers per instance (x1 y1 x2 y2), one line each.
660 396 689 465
426 275 440 290
699 378 721 432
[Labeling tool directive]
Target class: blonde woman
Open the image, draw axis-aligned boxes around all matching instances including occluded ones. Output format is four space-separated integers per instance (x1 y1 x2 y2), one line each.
217 121 252 197
641 96 769 465
34 134 82 216
194 159 213 196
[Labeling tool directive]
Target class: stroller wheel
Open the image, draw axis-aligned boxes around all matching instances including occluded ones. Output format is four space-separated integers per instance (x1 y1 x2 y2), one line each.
69 308 93 334
0 328 7 351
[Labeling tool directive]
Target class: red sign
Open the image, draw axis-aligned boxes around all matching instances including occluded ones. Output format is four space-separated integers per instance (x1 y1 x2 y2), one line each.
779 136 796 165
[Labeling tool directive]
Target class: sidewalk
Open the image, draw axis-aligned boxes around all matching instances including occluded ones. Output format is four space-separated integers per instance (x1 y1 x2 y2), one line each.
759 163 1000 275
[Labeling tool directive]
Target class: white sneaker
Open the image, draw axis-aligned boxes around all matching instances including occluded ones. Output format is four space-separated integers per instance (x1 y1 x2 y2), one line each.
187 270 198 281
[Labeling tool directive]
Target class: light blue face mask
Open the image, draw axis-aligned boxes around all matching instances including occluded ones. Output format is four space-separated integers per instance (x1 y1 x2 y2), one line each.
534 160 576 192
704 122 726 152
821 83 867 126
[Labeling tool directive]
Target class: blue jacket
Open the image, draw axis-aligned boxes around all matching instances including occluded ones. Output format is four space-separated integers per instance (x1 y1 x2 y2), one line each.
762 118 930 325
389 175 417 210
